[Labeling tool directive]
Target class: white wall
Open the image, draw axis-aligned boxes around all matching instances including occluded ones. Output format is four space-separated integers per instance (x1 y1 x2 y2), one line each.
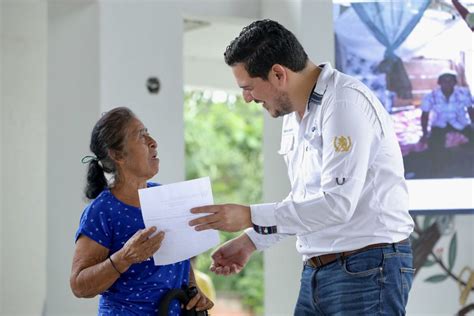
181 7 255 91
45 0 187 314
260 1 335 314
1 0 48 314
46 1 101 314
184 57 241 92
0 0 3 312
100 0 184 185
300 0 335 66
261 0 301 34
183 19 251 92
256 5 303 311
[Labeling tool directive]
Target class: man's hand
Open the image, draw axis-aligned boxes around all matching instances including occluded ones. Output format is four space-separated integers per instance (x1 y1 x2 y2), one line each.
210 233 257 275
189 204 252 232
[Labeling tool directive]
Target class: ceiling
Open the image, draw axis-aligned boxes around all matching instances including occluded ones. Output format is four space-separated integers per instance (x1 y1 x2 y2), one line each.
183 17 250 61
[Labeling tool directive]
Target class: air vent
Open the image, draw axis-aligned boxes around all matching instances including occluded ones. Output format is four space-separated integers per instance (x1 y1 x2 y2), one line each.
184 18 211 32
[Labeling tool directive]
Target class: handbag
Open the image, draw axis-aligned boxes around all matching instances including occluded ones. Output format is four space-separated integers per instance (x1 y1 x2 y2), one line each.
158 286 209 316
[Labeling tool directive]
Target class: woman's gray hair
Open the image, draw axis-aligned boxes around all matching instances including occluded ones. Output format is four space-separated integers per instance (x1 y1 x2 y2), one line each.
84 107 136 199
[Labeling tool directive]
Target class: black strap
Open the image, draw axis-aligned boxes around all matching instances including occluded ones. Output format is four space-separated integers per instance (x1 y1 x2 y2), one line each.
158 287 208 316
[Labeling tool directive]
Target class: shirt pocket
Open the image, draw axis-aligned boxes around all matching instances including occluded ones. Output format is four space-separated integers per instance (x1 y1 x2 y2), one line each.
303 133 322 191
278 133 295 179
278 133 295 156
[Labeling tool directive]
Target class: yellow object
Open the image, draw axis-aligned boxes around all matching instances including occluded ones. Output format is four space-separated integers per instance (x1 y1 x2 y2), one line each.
458 266 474 306
195 269 217 303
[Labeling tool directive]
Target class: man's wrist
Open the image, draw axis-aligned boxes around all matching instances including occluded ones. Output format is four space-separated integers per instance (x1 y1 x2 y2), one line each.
240 231 257 252
245 205 252 228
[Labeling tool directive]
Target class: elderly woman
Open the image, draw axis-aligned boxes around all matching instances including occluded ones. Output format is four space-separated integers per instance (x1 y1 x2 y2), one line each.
70 107 213 315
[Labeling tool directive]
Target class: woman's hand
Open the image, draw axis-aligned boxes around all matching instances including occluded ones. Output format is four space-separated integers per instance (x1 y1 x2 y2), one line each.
112 226 165 272
70 227 165 298
185 286 214 312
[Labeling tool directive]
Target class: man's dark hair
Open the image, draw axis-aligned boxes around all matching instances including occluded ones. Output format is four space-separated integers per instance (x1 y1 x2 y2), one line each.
224 19 308 80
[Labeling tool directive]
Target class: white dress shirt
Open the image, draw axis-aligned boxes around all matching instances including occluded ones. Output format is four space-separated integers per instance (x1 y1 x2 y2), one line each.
245 63 414 261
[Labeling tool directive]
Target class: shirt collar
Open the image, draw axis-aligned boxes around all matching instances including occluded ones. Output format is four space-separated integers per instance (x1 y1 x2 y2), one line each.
307 62 332 110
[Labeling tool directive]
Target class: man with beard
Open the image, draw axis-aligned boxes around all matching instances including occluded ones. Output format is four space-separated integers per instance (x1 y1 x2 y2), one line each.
189 19 414 315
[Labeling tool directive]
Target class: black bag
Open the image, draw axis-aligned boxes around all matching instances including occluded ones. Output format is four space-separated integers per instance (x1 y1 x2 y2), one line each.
158 286 209 316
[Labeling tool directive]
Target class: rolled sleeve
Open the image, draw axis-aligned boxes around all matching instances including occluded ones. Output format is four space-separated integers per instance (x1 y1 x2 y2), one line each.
249 202 278 227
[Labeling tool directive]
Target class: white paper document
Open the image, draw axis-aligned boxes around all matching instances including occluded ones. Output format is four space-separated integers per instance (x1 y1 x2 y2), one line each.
138 177 220 265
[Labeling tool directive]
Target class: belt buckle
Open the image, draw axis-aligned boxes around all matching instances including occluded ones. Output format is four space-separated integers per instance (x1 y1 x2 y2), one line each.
315 256 323 267
307 256 324 268
306 257 317 268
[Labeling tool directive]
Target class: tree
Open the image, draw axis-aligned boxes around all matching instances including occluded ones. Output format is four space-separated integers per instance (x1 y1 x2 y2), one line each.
184 90 264 314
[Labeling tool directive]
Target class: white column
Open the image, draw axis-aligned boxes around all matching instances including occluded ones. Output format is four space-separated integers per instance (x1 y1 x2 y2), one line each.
260 2 302 315
262 114 300 316
99 0 184 184
260 1 334 314
46 1 101 314
180 0 259 92
300 0 335 65
1 0 48 314
46 0 185 314
261 0 301 33
0 0 3 311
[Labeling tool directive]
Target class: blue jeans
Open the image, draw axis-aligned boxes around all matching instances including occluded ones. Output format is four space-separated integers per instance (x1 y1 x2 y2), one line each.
294 242 414 316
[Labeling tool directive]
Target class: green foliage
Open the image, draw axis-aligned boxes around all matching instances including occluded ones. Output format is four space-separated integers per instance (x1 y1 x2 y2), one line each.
424 274 448 283
185 90 263 205
448 232 457 271
422 258 436 267
420 215 458 287
184 90 264 314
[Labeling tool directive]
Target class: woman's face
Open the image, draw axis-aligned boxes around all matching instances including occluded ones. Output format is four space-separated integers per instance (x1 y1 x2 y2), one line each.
117 117 159 182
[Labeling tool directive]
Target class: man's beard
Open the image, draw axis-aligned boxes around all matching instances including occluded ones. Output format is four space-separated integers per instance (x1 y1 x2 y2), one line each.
272 92 293 118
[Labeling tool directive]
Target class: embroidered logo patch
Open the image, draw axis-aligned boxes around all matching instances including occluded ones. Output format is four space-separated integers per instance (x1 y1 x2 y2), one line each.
333 136 352 152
